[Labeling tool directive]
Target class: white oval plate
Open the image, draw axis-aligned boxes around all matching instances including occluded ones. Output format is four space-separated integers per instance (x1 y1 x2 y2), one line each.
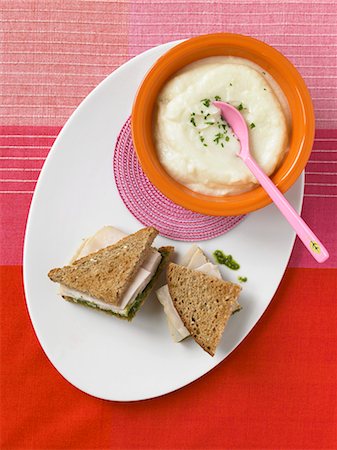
23 41 303 401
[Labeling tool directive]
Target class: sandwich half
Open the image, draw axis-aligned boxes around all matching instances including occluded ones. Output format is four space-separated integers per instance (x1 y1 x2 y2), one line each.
156 244 241 343
48 226 173 320
166 262 241 356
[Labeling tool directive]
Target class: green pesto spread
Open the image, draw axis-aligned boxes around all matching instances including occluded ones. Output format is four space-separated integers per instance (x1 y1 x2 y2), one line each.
238 276 248 283
213 250 240 271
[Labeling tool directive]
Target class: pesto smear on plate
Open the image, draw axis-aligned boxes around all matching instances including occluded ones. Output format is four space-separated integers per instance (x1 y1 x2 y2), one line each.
213 250 240 271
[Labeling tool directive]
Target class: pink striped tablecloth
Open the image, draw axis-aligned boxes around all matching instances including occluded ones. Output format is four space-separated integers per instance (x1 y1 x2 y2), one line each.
1 2 336 449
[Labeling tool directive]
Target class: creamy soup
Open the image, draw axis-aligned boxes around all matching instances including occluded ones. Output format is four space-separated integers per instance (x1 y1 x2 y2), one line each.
154 56 290 196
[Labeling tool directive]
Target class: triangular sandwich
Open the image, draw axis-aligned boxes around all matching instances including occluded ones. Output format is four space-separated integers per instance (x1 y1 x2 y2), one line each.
48 226 173 320
157 245 241 343
167 263 241 356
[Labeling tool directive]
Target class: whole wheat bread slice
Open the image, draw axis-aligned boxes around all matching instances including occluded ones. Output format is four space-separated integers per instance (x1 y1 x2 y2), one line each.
167 263 241 356
48 227 158 306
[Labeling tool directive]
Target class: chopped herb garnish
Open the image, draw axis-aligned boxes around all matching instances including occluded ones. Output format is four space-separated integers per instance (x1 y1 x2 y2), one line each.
205 121 215 125
250 122 256 129
263 88 267 91
229 82 233 86
237 103 244 111
199 134 208 147
214 95 222 101
222 124 226 130
262 71 266 75
201 110 204 114
190 112 197 127
213 132 224 144
190 116 196 127
201 98 211 107
225 136 230 142
221 143 224 148
238 276 248 283
204 113 210 119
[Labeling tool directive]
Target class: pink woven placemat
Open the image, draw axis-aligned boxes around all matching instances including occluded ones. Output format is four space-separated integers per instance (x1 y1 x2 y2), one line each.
113 117 245 241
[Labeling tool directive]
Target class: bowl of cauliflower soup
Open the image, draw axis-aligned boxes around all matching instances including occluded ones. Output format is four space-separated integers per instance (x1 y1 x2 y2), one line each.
132 33 314 216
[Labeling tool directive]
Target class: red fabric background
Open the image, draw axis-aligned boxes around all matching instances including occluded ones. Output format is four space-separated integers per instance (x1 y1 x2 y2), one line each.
1 266 336 449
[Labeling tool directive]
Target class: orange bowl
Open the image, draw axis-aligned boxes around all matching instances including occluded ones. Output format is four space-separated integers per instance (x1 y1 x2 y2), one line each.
131 33 314 216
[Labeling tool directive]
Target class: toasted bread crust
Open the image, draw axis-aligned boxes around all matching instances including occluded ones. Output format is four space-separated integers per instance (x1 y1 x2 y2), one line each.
167 263 241 356
48 227 158 305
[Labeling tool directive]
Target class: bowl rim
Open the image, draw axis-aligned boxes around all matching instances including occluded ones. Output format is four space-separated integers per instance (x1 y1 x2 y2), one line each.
132 33 315 216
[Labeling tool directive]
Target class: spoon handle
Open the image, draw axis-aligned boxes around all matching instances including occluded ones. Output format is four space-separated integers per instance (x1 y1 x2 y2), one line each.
243 156 329 263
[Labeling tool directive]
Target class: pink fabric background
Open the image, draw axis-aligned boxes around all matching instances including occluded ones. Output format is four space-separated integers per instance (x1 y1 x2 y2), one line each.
1 0 336 267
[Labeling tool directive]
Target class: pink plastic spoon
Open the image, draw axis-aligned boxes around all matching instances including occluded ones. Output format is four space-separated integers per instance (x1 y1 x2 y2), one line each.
214 101 329 263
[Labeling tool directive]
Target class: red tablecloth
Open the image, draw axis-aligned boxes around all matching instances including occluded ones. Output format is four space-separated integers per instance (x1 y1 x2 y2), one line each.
1 1 336 449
